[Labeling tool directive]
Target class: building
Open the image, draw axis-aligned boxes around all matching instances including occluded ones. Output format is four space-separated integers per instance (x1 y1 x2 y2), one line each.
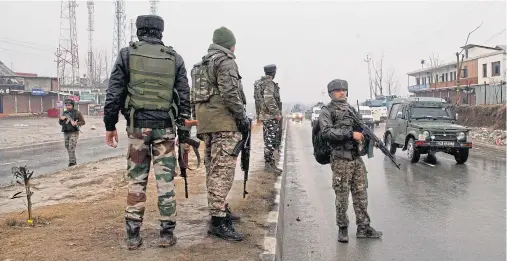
407 44 506 105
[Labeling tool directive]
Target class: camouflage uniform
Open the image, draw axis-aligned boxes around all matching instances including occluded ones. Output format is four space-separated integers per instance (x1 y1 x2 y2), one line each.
59 99 85 167
257 64 282 174
318 79 382 243
125 128 178 222
193 27 248 241
104 15 191 249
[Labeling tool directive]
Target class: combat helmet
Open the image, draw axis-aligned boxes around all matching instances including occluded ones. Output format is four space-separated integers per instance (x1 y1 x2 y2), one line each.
64 98 75 106
136 15 164 32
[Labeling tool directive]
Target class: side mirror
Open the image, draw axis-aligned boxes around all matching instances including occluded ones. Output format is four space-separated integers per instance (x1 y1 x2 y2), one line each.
396 111 403 118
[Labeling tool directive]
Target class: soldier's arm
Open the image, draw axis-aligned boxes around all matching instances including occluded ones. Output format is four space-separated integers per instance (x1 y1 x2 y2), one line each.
319 108 352 142
174 53 191 122
103 47 129 131
76 111 85 126
216 59 247 120
263 81 280 116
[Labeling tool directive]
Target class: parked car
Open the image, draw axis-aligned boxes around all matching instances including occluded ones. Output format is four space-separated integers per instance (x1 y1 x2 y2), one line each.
358 106 375 129
383 97 472 164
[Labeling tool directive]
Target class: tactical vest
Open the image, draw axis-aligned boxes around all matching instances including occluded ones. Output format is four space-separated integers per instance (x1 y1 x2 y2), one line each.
328 102 357 160
126 41 177 131
190 51 227 105
61 109 78 132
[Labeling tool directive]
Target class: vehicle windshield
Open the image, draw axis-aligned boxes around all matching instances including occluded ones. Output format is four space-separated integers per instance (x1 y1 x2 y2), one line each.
410 107 453 120
369 100 385 107
360 110 372 115
313 109 321 114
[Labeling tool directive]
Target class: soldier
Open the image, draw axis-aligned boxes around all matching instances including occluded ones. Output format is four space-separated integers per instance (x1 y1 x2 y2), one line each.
192 26 249 241
59 98 85 167
254 64 282 174
103 15 191 250
318 79 383 243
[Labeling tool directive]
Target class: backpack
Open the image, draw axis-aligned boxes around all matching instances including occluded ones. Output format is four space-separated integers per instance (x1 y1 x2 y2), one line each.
190 51 228 104
312 105 334 165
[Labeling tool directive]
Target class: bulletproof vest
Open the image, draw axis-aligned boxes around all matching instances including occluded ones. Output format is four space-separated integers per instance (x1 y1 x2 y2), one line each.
61 109 78 132
126 41 176 131
328 102 356 160
191 51 227 104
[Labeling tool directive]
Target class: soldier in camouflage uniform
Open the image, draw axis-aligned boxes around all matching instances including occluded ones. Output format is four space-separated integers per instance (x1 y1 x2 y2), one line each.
254 64 282 174
192 26 249 241
318 79 383 243
103 15 191 250
59 98 85 167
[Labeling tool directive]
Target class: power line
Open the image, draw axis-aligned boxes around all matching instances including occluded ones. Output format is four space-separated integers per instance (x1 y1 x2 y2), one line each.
483 29 506 45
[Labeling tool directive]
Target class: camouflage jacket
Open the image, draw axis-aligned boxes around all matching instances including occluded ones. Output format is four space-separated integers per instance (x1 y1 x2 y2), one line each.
194 44 246 134
258 77 281 120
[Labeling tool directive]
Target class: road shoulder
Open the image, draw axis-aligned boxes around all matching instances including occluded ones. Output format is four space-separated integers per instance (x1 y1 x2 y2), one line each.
0 125 277 261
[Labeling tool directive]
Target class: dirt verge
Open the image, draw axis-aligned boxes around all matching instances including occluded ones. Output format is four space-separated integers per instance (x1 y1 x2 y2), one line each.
0 124 276 261
454 104 506 130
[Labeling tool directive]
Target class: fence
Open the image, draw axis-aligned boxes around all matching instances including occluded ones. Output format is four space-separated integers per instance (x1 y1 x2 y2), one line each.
474 83 506 105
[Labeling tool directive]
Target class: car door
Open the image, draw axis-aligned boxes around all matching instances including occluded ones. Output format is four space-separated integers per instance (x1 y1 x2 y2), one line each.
386 103 399 141
395 105 408 144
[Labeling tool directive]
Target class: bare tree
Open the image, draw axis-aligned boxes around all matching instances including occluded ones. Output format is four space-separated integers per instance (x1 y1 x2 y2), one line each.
372 55 384 96
386 67 399 96
428 53 444 85
456 22 483 104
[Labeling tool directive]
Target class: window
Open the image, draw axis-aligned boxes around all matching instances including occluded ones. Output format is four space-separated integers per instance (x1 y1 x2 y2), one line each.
389 104 400 120
441 74 445 82
435 75 439 83
463 66 468 78
410 107 452 119
492 61 500 76
454 71 457 80
483 63 487 77
416 77 420 85
422 77 426 84
445 73 448 82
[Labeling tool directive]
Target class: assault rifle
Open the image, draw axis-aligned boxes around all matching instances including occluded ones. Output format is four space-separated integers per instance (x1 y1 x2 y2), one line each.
177 119 201 198
345 107 401 170
232 118 252 198
61 114 82 133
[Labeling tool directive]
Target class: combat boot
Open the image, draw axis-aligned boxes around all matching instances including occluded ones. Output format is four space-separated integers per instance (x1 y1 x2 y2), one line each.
158 221 177 247
356 224 383 239
125 219 143 250
265 162 282 175
225 203 241 222
68 163 76 167
208 216 244 241
338 226 349 243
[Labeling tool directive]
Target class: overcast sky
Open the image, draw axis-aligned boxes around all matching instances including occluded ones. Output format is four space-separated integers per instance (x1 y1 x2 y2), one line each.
0 0 505 104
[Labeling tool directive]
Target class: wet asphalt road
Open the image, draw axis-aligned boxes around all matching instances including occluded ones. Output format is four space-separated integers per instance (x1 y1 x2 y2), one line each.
281 121 506 261
0 136 127 185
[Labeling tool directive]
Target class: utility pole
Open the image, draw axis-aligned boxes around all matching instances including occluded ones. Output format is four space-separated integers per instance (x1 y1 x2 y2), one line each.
87 0 94 87
130 19 136 43
364 55 373 99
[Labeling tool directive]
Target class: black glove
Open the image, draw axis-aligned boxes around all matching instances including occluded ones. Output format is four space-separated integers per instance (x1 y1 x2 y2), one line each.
236 117 250 134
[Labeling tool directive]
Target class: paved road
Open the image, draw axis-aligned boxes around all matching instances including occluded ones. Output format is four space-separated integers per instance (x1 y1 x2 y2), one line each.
281 121 506 261
0 136 127 185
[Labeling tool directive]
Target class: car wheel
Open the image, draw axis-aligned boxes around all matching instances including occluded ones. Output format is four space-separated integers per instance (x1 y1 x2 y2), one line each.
454 148 469 164
385 133 397 155
407 137 420 163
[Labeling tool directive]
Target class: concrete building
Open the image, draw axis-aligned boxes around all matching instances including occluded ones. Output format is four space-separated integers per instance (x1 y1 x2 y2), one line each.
407 44 506 105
